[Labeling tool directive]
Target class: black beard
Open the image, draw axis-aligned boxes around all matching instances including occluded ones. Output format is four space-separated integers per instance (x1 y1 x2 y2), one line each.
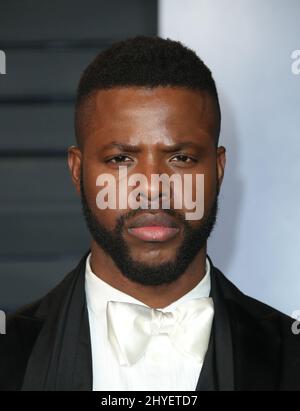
80 175 219 286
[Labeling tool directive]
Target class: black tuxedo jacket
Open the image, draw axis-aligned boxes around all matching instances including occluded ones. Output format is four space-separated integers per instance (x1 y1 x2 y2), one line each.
0 251 299 391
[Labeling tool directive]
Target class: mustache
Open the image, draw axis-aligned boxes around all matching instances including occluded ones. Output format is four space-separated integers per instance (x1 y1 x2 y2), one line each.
116 207 187 229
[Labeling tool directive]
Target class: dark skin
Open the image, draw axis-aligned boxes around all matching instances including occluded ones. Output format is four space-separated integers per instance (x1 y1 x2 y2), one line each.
68 86 226 309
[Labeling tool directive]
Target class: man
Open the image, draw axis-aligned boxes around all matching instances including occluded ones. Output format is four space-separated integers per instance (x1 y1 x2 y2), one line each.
0 36 299 391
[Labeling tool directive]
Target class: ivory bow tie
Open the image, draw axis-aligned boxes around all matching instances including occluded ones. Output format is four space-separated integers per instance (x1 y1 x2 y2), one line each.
106 298 214 366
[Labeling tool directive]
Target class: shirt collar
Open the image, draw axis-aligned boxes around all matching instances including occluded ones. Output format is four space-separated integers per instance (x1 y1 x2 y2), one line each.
85 253 211 316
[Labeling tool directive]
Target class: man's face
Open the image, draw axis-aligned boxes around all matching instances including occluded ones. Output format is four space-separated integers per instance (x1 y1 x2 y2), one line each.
69 86 226 285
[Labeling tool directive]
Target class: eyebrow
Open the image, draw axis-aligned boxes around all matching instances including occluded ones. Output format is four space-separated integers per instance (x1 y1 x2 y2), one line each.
161 142 203 152
102 142 141 153
102 141 203 153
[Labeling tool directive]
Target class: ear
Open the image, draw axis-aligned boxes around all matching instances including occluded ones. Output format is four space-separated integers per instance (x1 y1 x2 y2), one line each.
216 146 226 194
67 146 82 195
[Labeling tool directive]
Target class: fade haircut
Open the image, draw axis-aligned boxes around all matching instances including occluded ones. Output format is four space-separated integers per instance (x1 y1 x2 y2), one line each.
75 35 221 147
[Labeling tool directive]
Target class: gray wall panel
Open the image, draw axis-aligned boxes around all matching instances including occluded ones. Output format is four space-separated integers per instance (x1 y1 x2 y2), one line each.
0 105 74 150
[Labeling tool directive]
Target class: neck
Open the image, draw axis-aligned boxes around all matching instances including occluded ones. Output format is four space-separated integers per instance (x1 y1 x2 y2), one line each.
89 241 207 309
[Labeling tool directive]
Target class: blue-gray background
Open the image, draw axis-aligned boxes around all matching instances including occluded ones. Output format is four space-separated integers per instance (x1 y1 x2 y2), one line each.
159 0 300 316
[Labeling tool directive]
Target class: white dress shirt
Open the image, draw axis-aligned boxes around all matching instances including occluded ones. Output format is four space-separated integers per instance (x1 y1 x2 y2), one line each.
85 253 213 391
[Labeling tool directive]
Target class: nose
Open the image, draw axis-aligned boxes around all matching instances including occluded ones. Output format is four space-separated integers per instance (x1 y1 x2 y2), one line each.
134 160 170 209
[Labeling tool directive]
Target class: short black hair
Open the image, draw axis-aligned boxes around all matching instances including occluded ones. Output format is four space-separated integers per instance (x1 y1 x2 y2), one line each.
75 35 221 147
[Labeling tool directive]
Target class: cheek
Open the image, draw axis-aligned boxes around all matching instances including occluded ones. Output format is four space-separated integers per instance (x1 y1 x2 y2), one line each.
180 163 217 218
185 168 217 228
82 165 122 231
201 156 218 207
204 172 217 208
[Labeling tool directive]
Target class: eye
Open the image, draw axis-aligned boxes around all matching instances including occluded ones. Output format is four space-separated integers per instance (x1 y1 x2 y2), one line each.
106 155 133 164
170 154 196 163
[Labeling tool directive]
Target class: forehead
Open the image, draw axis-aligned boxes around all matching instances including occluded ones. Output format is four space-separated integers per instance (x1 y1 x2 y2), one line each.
76 86 218 147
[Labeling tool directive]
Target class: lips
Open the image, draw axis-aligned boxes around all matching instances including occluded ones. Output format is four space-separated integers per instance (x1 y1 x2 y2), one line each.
127 212 180 242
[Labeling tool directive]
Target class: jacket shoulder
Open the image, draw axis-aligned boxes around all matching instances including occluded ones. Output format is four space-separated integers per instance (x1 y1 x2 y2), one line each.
0 299 44 390
213 264 300 388
0 259 84 391
213 263 294 322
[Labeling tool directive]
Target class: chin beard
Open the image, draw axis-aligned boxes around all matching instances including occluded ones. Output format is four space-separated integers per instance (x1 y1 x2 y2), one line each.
80 175 219 286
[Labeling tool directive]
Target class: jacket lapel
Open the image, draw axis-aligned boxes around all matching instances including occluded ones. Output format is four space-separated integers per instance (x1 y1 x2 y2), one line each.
21 251 93 391
211 260 281 391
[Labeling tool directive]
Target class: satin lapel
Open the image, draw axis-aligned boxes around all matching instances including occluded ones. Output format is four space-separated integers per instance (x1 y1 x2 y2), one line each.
210 262 235 390
21 251 93 391
196 257 234 391
195 323 218 391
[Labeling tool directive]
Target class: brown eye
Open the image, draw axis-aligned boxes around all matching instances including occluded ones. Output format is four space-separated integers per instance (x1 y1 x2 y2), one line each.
107 155 133 164
170 155 194 163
